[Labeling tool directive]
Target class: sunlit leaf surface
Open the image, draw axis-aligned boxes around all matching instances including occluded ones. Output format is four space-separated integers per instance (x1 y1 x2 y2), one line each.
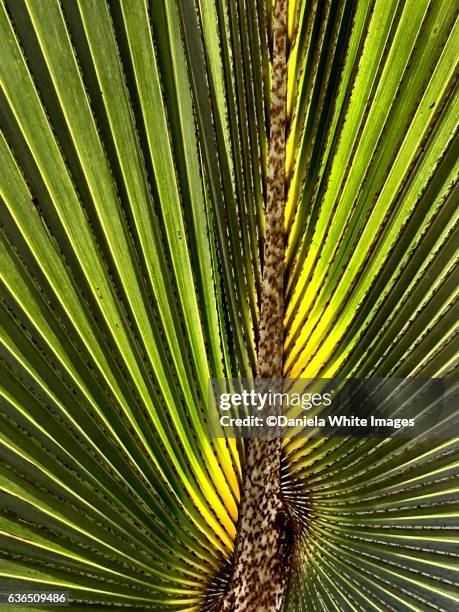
0 0 457 609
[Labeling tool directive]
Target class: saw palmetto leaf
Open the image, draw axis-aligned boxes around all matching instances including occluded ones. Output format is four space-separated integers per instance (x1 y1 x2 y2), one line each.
282 0 459 609
0 0 457 609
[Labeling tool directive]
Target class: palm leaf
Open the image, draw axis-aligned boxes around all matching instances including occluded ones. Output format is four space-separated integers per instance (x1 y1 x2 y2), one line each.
0 0 457 609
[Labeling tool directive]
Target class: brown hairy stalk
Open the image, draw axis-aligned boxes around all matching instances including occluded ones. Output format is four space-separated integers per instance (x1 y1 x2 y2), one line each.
221 1 292 609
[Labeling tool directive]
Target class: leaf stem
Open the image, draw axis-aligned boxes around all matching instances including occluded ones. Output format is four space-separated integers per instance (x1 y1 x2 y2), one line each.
221 1 293 609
